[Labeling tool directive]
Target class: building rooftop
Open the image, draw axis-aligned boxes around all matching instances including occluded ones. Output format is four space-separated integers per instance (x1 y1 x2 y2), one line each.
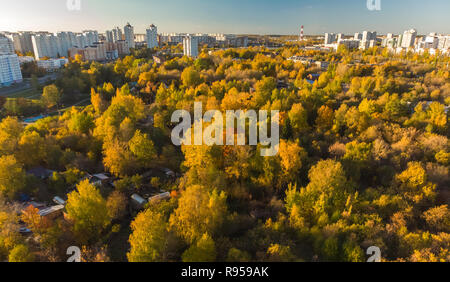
38 205 64 217
27 167 54 179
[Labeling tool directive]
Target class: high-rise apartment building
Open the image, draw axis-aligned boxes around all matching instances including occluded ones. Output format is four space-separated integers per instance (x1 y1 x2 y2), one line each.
6 32 34 54
324 33 336 44
0 54 23 87
124 23 135 49
106 30 114 43
32 31 93 59
112 27 123 42
76 34 87 48
382 33 397 48
360 31 377 50
362 31 377 42
32 34 59 59
83 30 99 46
183 35 198 58
146 24 158 49
56 32 74 57
400 29 417 48
354 33 363 40
69 40 129 61
437 35 450 51
0 36 15 55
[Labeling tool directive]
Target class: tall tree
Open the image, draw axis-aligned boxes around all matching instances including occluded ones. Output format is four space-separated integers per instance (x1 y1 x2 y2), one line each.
66 180 111 244
170 185 228 243
127 209 168 262
0 155 27 200
41 84 61 109
182 233 217 262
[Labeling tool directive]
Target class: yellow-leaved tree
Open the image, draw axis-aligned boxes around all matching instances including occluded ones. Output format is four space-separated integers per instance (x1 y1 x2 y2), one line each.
66 180 111 244
127 209 168 262
169 185 228 244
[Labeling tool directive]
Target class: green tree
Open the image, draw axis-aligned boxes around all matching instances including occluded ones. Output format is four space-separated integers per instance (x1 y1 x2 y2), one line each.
66 180 111 244
127 209 168 262
182 233 217 262
129 130 157 168
170 185 228 243
41 84 61 109
103 139 137 177
181 66 202 88
17 131 47 167
227 248 251 262
288 103 309 132
266 244 296 262
254 77 276 107
0 155 27 200
30 74 40 94
106 191 127 221
68 111 95 134
0 202 24 261
8 244 34 262
396 162 436 205
0 117 23 156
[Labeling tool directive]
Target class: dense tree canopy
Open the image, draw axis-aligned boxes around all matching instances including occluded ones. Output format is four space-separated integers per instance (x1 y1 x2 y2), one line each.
0 42 448 262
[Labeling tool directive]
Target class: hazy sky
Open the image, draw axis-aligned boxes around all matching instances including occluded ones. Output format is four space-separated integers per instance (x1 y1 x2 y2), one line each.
1 0 449 35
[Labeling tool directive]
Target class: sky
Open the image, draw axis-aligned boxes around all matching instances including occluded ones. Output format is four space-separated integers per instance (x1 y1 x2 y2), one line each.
1 0 449 35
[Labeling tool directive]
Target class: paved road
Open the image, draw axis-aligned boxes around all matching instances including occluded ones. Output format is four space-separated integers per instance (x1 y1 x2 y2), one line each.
0 73 59 97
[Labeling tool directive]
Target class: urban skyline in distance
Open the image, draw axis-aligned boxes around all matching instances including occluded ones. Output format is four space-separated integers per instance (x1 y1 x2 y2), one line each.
1 0 450 35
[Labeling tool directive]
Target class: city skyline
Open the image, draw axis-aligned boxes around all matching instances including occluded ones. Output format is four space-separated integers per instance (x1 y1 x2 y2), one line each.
1 0 450 35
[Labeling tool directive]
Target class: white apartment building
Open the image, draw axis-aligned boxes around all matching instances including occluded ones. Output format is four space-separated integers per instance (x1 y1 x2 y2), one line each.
400 29 417 48
337 39 360 50
6 32 34 54
32 34 59 59
382 34 398 49
438 35 450 51
359 31 377 50
55 32 74 57
362 31 377 42
183 35 199 58
0 36 15 55
18 56 35 64
37 58 68 70
420 33 439 49
106 30 114 43
135 34 146 43
112 27 123 42
0 54 23 87
146 24 158 49
354 33 363 40
324 33 336 44
83 30 99 46
32 31 90 59
76 34 87 48
124 23 135 49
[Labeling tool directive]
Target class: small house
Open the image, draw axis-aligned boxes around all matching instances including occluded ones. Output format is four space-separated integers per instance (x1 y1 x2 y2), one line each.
53 196 66 206
27 167 55 180
149 192 171 202
161 168 175 178
38 205 64 220
131 194 147 210
89 173 111 186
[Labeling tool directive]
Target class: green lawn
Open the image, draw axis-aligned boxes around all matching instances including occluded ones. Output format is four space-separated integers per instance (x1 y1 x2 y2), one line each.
5 88 42 99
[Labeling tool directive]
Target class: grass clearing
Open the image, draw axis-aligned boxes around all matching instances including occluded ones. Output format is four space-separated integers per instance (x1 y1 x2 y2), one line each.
6 88 42 99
